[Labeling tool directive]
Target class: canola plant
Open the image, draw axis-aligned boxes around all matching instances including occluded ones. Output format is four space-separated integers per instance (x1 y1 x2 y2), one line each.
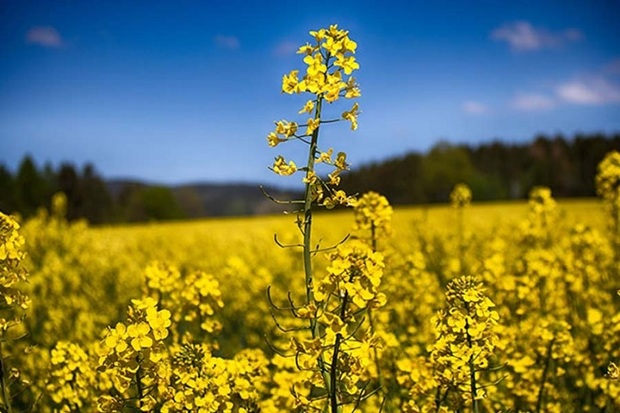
1 25 620 413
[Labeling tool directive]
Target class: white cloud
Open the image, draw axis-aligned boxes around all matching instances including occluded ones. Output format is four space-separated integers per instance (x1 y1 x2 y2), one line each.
273 41 297 57
26 26 64 48
556 77 620 104
462 101 488 115
214 34 240 49
491 21 582 52
512 93 555 111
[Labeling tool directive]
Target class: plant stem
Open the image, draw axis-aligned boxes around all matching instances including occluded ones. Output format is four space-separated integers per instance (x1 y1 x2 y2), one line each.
330 333 343 413
368 222 387 408
301 94 333 402
464 303 479 413
0 344 13 413
135 356 144 410
303 95 323 311
329 289 352 413
536 338 555 413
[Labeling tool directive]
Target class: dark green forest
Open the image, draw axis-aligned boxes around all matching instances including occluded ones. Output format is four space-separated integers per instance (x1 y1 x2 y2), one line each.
341 132 620 204
1 132 619 224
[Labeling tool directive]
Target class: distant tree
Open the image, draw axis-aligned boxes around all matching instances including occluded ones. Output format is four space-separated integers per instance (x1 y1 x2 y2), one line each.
0 165 16 214
571 133 620 196
116 183 147 222
79 163 113 224
467 141 523 199
15 155 50 218
420 142 477 202
141 186 185 221
173 187 207 218
340 152 425 204
57 163 82 221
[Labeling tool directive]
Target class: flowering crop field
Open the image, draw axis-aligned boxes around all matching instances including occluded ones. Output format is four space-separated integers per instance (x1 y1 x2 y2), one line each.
3 23 620 413
2 192 620 412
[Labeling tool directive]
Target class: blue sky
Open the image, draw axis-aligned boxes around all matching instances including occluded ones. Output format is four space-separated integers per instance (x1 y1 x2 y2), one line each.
1 1 620 187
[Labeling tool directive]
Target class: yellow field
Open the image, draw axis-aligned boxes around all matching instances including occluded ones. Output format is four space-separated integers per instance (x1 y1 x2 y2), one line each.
2 195 620 412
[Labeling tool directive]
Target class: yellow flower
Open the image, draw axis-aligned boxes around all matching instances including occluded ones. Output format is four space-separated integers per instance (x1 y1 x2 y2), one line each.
335 55 360 75
296 302 317 319
127 322 153 351
104 323 129 353
275 120 298 137
320 312 347 336
306 118 320 135
344 76 361 98
298 99 315 114
297 43 314 55
342 103 360 130
328 171 341 186
131 297 158 310
607 362 620 380
303 170 318 185
309 28 327 42
146 307 171 340
267 131 284 147
272 156 297 176
303 53 327 76
334 152 349 170
323 36 343 55
282 70 300 94
342 37 357 53
317 148 334 164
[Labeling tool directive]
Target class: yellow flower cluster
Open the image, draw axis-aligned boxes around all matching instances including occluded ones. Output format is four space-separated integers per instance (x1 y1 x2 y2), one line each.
269 239 387 411
97 297 171 411
0 211 30 411
162 346 268 413
429 276 499 408
450 183 472 208
144 262 224 342
528 186 557 215
315 240 386 309
520 185 557 245
282 24 360 102
0 212 29 331
46 341 100 412
267 24 360 211
596 150 620 206
5 186 620 411
595 150 620 259
353 191 393 245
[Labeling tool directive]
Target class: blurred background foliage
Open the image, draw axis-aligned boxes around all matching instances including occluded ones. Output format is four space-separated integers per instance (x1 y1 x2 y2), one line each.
1 132 618 224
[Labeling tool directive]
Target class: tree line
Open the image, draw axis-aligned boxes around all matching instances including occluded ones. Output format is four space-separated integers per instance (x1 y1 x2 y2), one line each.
0 157 183 224
340 132 620 205
1 132 618 224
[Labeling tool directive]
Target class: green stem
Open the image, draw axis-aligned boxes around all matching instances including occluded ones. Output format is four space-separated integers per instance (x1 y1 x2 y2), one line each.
368 222 387 408
434 387 442 412
135 355 144 410
300 94 333 404
536 338 555 413
435 386 450 412
464 303 479 413
330 332 343 413
329 289 352 413
371 221 377 253
303 95 323 309
457 207 464 274
614 200 620 277
0 344 13 413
